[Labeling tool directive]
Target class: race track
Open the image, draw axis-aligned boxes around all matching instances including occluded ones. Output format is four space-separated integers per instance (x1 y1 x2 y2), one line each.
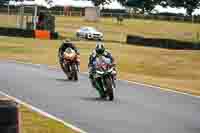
0 61 200 133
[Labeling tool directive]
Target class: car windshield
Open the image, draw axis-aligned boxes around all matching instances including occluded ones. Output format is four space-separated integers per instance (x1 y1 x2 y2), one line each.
82 27 97 32
88 27 97 31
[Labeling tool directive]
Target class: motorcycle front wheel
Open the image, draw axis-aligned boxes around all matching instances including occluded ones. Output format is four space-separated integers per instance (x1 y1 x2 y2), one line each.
105 77 114 101
63 63 72 80
72 64 78 81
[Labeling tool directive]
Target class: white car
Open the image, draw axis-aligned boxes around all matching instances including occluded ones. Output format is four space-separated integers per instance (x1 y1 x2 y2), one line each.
76 27 103 40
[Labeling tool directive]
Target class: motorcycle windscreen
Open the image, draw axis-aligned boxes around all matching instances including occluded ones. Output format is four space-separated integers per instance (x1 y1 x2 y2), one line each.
94 56 111 71
95 56 111 66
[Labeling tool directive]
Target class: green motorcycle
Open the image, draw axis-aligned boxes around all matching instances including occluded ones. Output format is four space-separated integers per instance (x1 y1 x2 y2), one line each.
92 57 116 101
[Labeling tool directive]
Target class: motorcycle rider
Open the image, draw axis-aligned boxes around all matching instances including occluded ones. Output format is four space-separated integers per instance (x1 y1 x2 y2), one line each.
59 39 80 70
88 42 117 95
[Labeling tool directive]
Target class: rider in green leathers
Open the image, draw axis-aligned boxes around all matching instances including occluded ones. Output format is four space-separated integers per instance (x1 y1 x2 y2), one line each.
88 42 117 97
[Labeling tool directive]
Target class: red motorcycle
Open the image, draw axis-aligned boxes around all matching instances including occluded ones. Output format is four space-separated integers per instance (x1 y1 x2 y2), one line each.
61 47 79 81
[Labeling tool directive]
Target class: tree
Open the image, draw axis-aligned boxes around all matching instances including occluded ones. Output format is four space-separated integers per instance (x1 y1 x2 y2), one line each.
117 0 160 13
118 0 160 13
91 0 112 7
117 0 127 6
161 0 200 16
0 0 9 5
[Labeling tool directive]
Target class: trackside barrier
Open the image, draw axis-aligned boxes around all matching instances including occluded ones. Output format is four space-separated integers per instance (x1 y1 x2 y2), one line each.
127 35 200 50
35 30 50 39
0 27 59 39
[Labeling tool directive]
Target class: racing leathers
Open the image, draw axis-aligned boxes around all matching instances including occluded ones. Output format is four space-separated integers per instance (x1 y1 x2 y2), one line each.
88 50 117 88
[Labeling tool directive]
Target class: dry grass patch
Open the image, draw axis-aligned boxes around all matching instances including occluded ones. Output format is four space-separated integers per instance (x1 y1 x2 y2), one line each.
0 15 200 42
55 16 200 42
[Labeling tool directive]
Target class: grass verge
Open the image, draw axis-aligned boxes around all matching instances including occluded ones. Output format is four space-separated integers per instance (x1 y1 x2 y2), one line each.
20 105 78 133
0 96 78 133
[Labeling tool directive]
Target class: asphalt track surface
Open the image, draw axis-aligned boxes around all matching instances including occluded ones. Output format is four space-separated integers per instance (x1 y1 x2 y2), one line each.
0 61 200 133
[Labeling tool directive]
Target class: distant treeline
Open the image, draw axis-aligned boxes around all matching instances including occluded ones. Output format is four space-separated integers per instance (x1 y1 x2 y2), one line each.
0 5 200 23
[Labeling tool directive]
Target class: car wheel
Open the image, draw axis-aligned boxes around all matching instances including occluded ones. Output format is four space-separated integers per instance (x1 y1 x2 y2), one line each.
87 34 92 40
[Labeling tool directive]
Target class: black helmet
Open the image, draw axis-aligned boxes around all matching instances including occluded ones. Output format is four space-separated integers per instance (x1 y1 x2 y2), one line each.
95 42 105 55
63 39 70 44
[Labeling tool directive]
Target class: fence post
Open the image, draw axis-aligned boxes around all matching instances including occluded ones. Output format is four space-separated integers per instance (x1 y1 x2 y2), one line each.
33 5 38 30
195 32 199 49
120 32 124 47
196 32 200 42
